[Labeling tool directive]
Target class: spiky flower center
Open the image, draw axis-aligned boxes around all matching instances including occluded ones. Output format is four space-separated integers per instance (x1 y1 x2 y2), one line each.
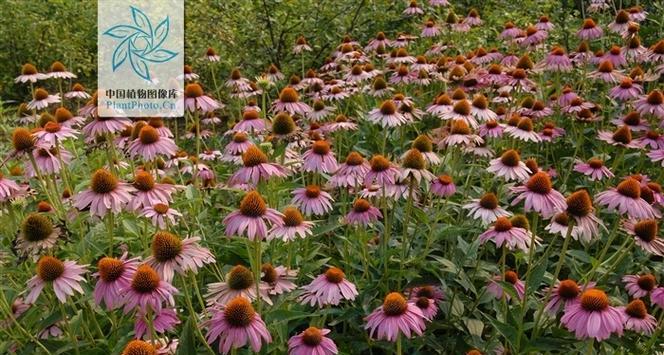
554 212 570 226
511 215 529 230
227 265 254 290
617 178 641 199
557 279 580 299
22 63 38 75
50 61 66 72
282 207 304 227
588 158 604 169
636 274 656 291
580 289 609 311
582 19 597 29
122 340 156 355
37 256 64 282
598 60 614 73
34 88 49 101
500 150 521 167
450 119 471 135
379 100 397 115
352 199 371 213
91 169 118 194
634 220 657 242
242 146 268 167
566 190 592 217
184 83 204 98
435 94 452 106
383 292 408 316
272 112 296 135
370 155 391 172
412 135 433 152
98 257 125 282
311 141 331 155
279 88 299 103
625 299 647 319
54 108 73 123
138 125 160 145
239 191 267 217
151 231 182 262
345 152 364 166
257 263 277 285
612 126 632 144
504 271 518 284
494 217 513 232
131 265 160 293
301 327 324 346
402 149 426 170
479 193 498 210
325 267 345 284
224 297 256 327
647 91 663 105
22 213 53 242
438 175 452 185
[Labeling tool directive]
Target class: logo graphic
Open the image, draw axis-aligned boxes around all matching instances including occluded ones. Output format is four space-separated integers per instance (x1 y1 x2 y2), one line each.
103 6 178 81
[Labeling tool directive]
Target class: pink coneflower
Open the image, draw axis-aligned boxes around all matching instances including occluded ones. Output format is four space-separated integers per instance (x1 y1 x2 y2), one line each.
266 64 285 82
609 78 643 101
15 63 47 83
27 88 60 110
288 326 338 355
543 279 595 315
536 15 554 31
577 19 603 40
634 90 664 119
637 130 664 149
623 274 657 298
479 120 505 138
47 61 76 79
1 297 30 327
541 46 572 72
128 171 177 211
463 192 512 224
25 256 87 303
293 36 312 54
82 116 132 140
26 146 72 177
510 171 567 218
15 213 60 258
367 100 408 128
33 122 77 147
53 106 85 128
596 178 660 219
409 135 440 166
322 115 358 133
260 263 297 295
179 64 200 81
627 6 647 22
487 149 532 182
440 119 484 147
402 1 424 16
521 26 548 47
229 145 287 185
224 191 283 241
302 141 338 174
291 185 334 216
183 83 220 113
612 111 649 131
204 296 272 354
561 288 625 340
330 152 370 188
203 47 220 62
145 231 214 282
73 169 135 217
300 267 358 307
205 265 271 306
505 116 541 143
93 253 139 310
64 83 91 100
426 94 453 117
127 126 178 161
421 19 440 38
389 65 416 85
400 149 435 183
597 125 638 148
199 149 222 161
365 292 426 342
479 217 531 252
563 190 605 242
345 198 382 225
623 219 664 256
272 88 312 116
470 95 496 122
487 271 525 301
225 132 253 157
233 110 267 134
140 203 183 229
121 264 177 314
442 100 478 128
269 207 314 242
589 60 625 83
307 100 335 122
409 297 439 320
499 21 521 39
622 299 657 335
431 174 456 197
364 155 399 187
134 307 180 340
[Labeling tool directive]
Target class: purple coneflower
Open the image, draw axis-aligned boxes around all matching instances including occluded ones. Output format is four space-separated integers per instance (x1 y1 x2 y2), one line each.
463 192 512 224
291 185 334 216
140 203 182 229
623 219 664 256
15 63 47 83
596 178 659 219
400 149 435 183
271 87 312 116
364 155 399 187
302 140 338 174
623 299 657 335
269 207 314 242
561 288 625 340
121 264 177 314
34 122 78 147
204 296 272 354
260 263 297 296
487 271 525 301
145 231 214 282
634 90 664 119
623 274 657 298
487 149 531 181
479 217 531 252
205 265 271 306
229 145 287 185
128 125 178 161
93 253 139 310
609 78 642 101
300 267 358 307
47 61 76 79
15 213 60 258
224 191 283 241
577 18 603 40
288 327 338 355
597 125 638 148
440 119 483 147
367 100 408 128
345 198 382 225
64 83 91 100
589 60 625 83
365 292 426 342
28 88 60 110
134 307 180 340
510 171 567 218
73 169 135 217
521 25 548 47
543 279 594 315
430 174 456 197
128 171 177 211
25 256 87 303
330 152 370 188
183 83 220 113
